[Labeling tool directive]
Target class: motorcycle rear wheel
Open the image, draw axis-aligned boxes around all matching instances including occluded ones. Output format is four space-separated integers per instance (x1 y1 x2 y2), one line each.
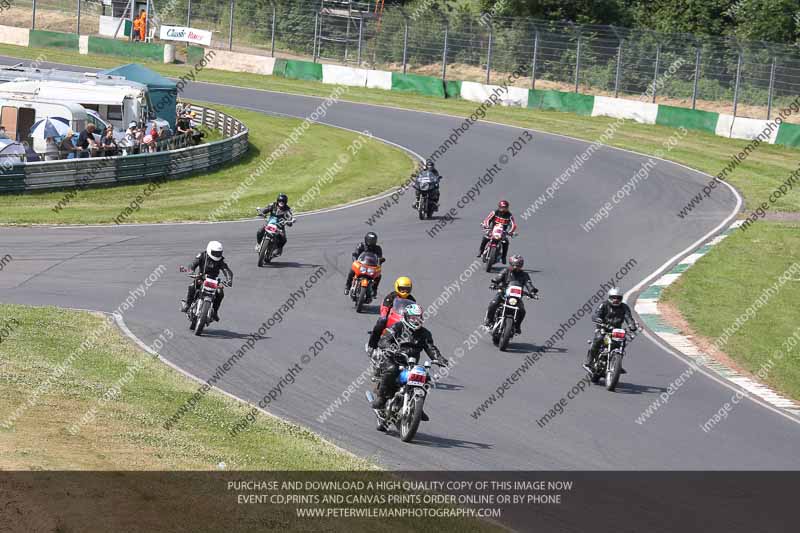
400 395 425 443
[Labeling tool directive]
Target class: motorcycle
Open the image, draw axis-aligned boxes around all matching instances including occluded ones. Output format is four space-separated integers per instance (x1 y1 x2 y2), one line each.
365 350 443 442
587 325 630 391
349 251 384 313
182 272 230 336
256 209 292 266
413 170 441 220
488 283 537 351
365 297 417 378
481 222 512 272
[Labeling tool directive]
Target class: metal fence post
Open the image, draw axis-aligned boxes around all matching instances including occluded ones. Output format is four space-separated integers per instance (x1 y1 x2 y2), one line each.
442 23 449 82
767 56 776 120
615 39 623 97
402 17 408 74
228 0 235 51
77 0 81 35
652 43 661 103
574 28 582 93
271 3 277 58
187 0 192 27
531 29 539 89
357 14 363 66
692 47 701 110
31 0 36 30
486 25 493 84
313 12 319 62
732 51 742 118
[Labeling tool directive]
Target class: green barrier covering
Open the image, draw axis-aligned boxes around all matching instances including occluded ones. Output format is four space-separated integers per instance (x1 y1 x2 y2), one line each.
775 122 800 148
29 29 79 51
0 167 26 193
186 45 205 64
272 58 288 77
656 105 719 134
391 73 445 98
528 89 595 115
87 36 164 61
444 80 462 99
282 60 323 81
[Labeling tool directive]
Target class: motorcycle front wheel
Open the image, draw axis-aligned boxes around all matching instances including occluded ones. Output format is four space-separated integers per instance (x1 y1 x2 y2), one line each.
499 316 514 351
400 394 425 443
257 238 268 267
355 286 366 313
486 247 497 272
194 300 211 336
606 350 622 391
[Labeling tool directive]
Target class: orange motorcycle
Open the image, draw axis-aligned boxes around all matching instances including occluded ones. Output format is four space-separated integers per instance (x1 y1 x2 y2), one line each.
349 251 384 312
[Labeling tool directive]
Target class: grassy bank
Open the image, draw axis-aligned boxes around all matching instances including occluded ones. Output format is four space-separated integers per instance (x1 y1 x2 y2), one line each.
662 223 800 400
0 103 416 224
0 304 500 531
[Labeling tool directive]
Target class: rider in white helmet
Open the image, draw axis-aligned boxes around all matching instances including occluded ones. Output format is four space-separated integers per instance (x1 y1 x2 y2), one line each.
584 287 637 373
181 240 234 321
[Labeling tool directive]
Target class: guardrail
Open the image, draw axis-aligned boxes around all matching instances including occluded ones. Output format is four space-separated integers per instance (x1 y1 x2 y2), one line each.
0 104 248 193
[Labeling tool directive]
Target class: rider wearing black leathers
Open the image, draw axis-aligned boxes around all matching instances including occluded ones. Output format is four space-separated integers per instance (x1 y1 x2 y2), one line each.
345 232 384 295
181 241 233 322
370 307 447 421
478 200 517 264
366 276 415 352
484 255 537 334
585 287 638 371
256 193 294 256
412 160 441 211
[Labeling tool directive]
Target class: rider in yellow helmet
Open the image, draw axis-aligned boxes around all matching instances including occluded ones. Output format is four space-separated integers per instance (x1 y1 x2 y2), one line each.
366 276 415 353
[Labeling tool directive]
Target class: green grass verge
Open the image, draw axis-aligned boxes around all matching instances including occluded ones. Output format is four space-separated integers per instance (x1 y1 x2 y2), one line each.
662 223 800 401
0 304 372 470
0 102 415 224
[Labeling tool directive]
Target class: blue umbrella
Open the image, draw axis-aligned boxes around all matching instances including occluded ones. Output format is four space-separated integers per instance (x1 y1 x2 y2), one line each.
30 117 70 139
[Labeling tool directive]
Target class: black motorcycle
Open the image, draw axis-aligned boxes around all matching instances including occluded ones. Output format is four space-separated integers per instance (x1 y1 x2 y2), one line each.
488 283 536 351
183 272 230 336
255 208 293 266
412 170 441 220
587 325 631 391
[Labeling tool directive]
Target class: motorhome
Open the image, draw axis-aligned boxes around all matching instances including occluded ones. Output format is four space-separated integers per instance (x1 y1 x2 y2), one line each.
0 96 88 153
0 79 153 132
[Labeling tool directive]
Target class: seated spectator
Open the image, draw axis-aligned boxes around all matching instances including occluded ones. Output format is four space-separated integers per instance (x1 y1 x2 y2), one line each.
59 131 80 159
77 124 98 158
44 136 59 161
100 128 118 156
24 142 40 162
0 125 8 139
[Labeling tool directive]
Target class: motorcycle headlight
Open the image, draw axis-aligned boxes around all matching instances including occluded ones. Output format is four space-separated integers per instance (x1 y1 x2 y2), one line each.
508 297 518 305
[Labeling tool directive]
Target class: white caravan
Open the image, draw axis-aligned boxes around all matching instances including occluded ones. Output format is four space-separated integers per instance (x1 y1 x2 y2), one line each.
0 96 88 153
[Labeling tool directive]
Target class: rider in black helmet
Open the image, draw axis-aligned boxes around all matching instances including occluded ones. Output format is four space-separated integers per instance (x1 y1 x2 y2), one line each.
412 160 442 211
256 193 294 256
584 287 638 373
345 232 384 295
484 254 537 334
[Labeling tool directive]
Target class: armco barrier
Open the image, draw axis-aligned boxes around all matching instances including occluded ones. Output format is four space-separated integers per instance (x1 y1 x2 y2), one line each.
0 104 248 193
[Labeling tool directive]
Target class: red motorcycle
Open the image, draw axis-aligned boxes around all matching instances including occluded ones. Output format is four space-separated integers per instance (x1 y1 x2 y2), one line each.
481 222 513 272
256 211 291 266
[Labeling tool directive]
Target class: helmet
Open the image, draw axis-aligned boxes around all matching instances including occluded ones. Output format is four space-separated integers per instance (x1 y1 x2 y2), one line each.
608 287 623 306
425 160 435 170
276 193 288 206
206 240 223 261
394 276 412 298
364 232 378 247
498 200 510 213
509 255 524 271
402 304 424 331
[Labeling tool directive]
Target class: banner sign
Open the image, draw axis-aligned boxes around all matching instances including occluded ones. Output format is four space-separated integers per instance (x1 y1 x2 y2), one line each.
159 25 212 47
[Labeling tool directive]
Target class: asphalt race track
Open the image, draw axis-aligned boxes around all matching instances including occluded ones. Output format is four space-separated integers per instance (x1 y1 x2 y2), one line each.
2 57 799 472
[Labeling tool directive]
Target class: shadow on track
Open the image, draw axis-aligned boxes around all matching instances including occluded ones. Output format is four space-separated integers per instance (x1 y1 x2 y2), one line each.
410 433 493 450
611 382 667 395
202 330 270 341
